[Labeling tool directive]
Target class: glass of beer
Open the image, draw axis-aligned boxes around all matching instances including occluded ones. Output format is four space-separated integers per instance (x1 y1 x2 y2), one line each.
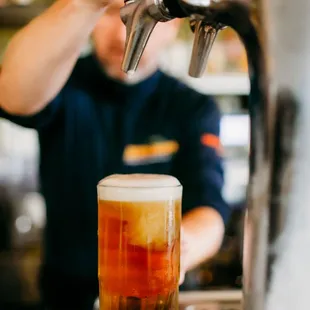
97 173 182 309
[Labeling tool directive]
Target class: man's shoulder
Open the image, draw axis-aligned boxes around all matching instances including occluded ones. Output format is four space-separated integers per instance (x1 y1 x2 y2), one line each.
159 72 219 119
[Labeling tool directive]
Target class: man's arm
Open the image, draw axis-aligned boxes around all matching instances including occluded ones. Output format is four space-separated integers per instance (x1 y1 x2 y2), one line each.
0 0 107 116
180 207 224 283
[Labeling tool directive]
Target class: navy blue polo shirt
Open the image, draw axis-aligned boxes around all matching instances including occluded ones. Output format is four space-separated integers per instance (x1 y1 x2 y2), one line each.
0 54 230 278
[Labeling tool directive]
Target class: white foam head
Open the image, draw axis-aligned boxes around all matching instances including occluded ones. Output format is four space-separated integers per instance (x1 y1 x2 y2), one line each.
98 174 182 202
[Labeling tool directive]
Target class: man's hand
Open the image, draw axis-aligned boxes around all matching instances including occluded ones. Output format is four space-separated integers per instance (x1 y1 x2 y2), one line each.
179 207 225 285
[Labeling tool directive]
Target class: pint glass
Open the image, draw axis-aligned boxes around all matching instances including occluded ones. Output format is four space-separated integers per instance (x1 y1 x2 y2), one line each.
97 174 182 309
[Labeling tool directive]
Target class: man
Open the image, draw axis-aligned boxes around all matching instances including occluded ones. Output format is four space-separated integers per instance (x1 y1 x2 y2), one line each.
0 0 231 308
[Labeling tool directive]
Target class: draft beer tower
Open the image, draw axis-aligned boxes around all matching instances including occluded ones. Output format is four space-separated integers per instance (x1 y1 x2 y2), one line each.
119 0 310 309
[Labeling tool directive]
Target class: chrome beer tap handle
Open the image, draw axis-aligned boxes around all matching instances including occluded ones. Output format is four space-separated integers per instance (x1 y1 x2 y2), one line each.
120 0 229 77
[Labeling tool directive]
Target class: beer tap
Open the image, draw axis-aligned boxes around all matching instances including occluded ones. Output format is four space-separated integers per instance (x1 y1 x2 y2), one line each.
120 0 256 77
120 0 310 310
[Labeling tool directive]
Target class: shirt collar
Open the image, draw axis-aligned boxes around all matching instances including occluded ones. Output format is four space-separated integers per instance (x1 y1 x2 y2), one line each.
83 54 162 104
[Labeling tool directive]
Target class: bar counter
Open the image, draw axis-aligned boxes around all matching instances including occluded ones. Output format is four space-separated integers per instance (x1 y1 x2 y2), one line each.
179 290 242 309
93 290 242 309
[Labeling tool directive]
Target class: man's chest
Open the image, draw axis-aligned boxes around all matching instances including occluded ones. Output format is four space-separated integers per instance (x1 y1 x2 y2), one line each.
102 107 180 175
59 96 181 177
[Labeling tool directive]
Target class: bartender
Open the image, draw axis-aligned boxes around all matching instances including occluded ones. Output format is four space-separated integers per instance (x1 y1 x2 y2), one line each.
0 0 231 308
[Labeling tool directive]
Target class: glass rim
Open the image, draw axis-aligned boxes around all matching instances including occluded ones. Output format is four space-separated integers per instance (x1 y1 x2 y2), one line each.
97 183 183 189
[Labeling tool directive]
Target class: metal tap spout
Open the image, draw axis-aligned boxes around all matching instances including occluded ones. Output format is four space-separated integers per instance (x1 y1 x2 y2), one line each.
188 19 222 77
120 0 173 73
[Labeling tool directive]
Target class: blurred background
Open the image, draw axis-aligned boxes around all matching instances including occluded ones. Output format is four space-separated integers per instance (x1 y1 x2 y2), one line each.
0 0 249 308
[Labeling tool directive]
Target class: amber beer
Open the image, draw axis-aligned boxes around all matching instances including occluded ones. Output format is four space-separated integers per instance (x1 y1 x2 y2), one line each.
97 174 182 309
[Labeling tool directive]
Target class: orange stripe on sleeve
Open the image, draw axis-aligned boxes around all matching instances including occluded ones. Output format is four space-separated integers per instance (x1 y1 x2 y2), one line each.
200 133 223 155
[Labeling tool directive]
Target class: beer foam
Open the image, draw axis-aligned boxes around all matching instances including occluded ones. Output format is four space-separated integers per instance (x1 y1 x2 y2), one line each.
98 174 182 201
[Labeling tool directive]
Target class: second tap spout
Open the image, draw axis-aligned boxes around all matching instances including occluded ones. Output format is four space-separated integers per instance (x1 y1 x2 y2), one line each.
189 19 223 77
